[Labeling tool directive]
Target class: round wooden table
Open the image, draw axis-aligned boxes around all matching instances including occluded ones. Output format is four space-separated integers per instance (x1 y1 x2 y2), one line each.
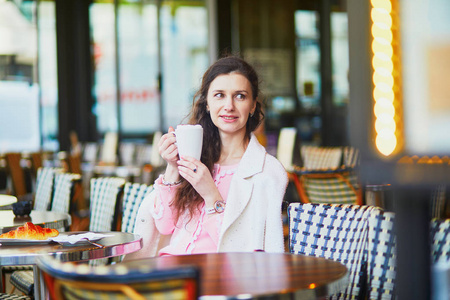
0 210 72 233
121 252 348 299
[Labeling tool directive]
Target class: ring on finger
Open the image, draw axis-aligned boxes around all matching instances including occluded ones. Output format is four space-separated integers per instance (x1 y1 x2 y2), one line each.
193 167 197 173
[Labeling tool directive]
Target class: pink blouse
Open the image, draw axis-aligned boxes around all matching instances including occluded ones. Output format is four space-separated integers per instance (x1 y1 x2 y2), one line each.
151 164 238 256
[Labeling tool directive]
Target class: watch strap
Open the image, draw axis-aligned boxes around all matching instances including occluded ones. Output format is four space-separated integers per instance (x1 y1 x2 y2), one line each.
205 207 216 215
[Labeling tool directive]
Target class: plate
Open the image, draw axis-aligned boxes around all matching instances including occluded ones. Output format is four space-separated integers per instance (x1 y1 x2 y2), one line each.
0 232 109 246
0 238 52 245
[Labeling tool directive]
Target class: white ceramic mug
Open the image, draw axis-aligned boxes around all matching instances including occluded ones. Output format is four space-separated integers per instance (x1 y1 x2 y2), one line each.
175 124 203 160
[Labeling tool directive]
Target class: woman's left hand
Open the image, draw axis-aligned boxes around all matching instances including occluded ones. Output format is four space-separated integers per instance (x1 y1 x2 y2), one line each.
177 156 219 207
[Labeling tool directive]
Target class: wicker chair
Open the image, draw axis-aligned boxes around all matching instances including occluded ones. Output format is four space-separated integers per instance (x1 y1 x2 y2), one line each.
37 255 200 300
89 177 126 232
121 183 154 233
430 218 450 263
33 167 64 211
9 172 81 297
288 202 381 299
366 210 397 299
290 146 362 205
0 293 30 300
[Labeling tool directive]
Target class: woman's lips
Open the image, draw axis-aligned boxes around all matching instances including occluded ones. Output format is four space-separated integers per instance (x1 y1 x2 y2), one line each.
220 115 238 122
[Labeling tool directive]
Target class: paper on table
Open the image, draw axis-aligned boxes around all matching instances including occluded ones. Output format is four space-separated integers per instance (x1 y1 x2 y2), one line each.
51 232 113 244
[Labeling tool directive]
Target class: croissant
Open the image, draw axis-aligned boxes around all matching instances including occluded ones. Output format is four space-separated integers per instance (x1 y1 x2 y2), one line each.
0 222 59 240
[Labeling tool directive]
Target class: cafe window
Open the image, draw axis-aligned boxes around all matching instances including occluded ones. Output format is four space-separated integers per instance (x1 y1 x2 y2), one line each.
0 0 58 152
38 0 59 150
295 10 321 112
90 0 209 138
90 1 118 134
295 10 321 144
331 12 349 107
159 2 209 128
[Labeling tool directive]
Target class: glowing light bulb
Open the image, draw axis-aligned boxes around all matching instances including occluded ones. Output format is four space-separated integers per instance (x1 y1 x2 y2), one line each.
371 0 401 157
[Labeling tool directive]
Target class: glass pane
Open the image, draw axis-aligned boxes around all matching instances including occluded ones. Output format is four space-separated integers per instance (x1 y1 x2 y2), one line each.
38 0 59 151
160 1 209 128
0 0 40 152
295 10 321 144
90 1 118 134
295 10 320 112
118 1 160 135
331 12 349 106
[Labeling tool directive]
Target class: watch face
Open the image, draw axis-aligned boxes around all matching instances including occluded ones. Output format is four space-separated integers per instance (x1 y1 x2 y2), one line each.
214 200 226 213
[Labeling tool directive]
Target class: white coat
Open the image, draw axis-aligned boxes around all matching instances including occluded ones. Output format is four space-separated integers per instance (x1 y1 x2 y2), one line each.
125 133 288 260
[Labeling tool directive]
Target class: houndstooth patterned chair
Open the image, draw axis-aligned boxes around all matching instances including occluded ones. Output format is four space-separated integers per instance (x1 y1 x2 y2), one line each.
430 218 450 263
89 177 126 232
122 183 154 233
367 210 397 300
34 167 64 211
289 203 381 299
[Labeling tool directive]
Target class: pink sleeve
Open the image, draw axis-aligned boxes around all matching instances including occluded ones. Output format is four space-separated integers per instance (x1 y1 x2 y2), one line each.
202 212 224 247
151 176 179 235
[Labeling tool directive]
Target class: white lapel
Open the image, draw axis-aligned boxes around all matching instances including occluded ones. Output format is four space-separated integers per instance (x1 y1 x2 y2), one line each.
219 134 266 238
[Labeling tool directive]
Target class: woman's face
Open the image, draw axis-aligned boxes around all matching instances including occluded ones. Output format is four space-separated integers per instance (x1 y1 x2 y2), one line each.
206 73 256 138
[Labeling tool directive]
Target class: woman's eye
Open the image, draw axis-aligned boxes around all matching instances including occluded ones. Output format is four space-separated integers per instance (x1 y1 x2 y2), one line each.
235 94 245 100
214 93 224 98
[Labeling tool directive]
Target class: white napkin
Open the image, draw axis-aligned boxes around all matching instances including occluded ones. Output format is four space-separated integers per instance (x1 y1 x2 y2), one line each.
51 232 113 244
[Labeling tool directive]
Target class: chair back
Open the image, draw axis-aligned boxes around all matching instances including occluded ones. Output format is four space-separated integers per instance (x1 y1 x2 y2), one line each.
30 152 43 178
4 152 27 197
298 170 361 204
430 185 446 219
135 144 152 167
276 127 301 171
119 143 136 166
82 142 99 164
367 210 397 300
34 167 64 211
67 154 82 175
301 146 343 170
122 183 154 233
288 202 381 299
51 173 81 214
343 146 360 168
430 218 450 263
37 255 200 300
89 177 126 232
100 132 118 165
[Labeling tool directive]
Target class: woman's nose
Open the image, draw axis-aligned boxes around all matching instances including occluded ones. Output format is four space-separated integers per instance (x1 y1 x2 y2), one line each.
224 96 234 111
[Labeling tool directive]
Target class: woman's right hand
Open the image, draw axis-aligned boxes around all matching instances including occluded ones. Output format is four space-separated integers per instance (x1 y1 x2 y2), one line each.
158 127 178 167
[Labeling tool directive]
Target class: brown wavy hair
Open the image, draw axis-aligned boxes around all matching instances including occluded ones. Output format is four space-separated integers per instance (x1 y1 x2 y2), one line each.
172 55 264 223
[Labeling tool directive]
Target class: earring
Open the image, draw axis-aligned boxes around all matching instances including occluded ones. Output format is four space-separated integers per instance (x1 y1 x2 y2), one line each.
250 112 254 117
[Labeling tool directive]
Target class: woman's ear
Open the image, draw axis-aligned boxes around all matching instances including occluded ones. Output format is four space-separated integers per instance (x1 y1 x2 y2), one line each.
251 101 257 115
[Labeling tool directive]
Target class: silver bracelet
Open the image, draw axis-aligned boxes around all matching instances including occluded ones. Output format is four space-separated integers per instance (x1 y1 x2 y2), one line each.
162 176 182 186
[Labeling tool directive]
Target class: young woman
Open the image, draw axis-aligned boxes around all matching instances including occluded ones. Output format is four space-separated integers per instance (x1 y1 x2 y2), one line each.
132 56 288 257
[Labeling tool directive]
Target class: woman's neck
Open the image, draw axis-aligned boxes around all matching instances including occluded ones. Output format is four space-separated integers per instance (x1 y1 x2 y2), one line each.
218 132 249 166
